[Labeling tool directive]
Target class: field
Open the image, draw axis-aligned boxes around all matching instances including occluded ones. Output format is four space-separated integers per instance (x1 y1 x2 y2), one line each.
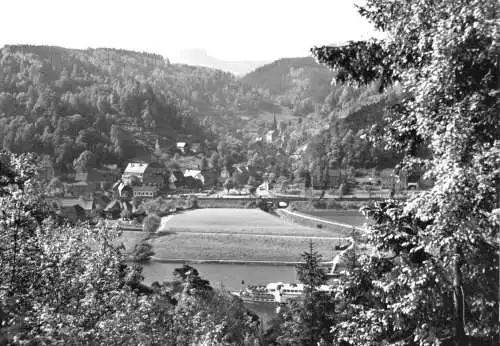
151 233 342 262
160 208 342 237
116 209 349 262
299 210 369 227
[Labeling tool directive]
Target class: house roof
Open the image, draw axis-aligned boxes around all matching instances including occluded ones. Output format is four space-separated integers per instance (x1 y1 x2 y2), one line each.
176 142 187 147
184 169 204 183
124 162 149 175
184 169 201 176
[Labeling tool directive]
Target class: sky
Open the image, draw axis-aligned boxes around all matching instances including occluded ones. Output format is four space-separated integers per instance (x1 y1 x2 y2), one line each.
0 0 380 62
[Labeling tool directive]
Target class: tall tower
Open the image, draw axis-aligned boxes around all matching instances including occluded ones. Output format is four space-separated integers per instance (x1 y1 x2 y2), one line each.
273 113 278 131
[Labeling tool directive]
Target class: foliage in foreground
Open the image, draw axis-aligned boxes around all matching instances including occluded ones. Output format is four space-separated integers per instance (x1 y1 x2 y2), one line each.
0 151 260 345
312 0 498 344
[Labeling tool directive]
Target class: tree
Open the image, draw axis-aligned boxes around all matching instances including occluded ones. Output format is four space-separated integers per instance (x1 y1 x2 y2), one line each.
247 175 258 187
223 178 233 194
72 150 96 172
296 240 328 296
312 0 498 344
0 151 261 344
199 156 208 171
142 214 161 233
276 241 335 345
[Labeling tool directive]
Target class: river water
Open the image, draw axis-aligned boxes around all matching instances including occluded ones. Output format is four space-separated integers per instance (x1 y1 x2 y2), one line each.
141 261 301 328
140 208 362 328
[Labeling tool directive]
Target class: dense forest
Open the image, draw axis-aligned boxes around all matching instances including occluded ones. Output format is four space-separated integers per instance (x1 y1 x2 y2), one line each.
0 45 277 173
0 44 403 181
241 56 403 173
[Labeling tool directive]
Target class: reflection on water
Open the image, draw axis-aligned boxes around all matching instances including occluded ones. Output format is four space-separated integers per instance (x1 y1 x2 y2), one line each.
141 261 298 328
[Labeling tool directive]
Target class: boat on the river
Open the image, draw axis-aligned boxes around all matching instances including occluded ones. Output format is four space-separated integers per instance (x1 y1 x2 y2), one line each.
233 282 335 304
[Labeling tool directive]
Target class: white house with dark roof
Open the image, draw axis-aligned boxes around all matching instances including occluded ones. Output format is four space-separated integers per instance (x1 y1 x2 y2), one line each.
183 169 204 185
122 162 165 187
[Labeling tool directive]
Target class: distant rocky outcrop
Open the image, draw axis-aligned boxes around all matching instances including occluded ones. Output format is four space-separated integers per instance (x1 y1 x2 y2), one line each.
177 49 270 76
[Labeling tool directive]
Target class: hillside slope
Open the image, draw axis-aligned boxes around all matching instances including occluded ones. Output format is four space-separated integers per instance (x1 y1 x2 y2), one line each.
0 45 278 173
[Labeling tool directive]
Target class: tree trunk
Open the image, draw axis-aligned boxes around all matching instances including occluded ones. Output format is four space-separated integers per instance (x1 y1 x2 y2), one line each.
453 253 467 346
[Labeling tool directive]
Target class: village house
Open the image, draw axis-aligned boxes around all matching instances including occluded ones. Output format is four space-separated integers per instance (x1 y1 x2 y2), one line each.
122 162 166 187
190 142 201 154
52 197 94 222
311 168 344 189
378 168 398 189
176 142 189 154
132 185 159 198
265 129 279 143
184 169 205 185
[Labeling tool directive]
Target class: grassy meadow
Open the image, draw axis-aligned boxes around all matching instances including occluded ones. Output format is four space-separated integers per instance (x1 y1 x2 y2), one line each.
116 209 349 262
161 208 343 237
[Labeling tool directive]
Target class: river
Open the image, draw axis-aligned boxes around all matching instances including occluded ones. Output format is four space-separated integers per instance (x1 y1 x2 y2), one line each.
141 261 301 328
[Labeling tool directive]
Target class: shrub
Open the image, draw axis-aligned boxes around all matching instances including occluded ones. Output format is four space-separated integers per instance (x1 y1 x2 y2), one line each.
143 214 161 233
188 195 199 209
256 198 270 212
245 201 256 208
131 242 155 263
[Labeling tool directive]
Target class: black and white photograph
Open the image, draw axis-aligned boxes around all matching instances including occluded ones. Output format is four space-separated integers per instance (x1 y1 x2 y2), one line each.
0 0 498 345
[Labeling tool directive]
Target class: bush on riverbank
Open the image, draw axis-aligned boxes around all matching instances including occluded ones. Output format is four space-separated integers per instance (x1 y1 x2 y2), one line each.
131 242 155 263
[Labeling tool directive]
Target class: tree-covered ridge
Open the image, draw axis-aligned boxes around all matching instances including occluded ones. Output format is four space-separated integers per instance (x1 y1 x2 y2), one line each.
241 56 335 115
0 45 277 172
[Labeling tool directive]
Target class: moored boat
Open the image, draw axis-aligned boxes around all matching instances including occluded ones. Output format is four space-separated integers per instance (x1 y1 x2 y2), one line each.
233 281 336 304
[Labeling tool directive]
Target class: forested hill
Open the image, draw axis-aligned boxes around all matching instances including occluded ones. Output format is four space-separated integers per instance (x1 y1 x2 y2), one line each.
0 45 277 173
241 57 335 114
240 56 404 170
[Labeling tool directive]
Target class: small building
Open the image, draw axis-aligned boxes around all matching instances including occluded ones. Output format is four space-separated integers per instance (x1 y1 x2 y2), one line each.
132 185 159 198
176 142 189 154
53 198 94 222
312 168 343 189
190 142 201 154
122 162 165 187
265 129 279 144
184 169 204 185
